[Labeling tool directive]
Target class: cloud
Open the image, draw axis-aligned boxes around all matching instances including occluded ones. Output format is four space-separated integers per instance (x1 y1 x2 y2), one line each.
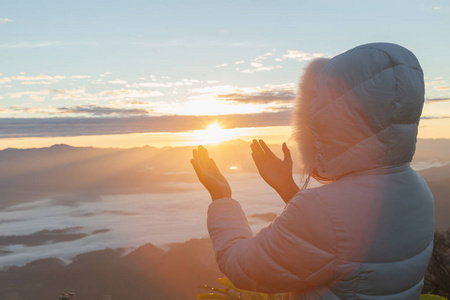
71 75 91 79
183 84 295 115
426 97 450 102
57 105 150 116
99 72 112 78
51 89 86 95
436 86 450 90
0 18 13 23
421 116 450 120
8 106 59 114
215 64 228 68
425 80 445 86
9 90 51 98
217 90 296 104
0 74 66 85
250 62 263 68
190 85 237 94
0 227 110 247
132 79 201 88
8 104 151 117
100 89 164 98
0 111 292 138
72 210 139 217
0 77 11 84
12 75 66 81
23 89 86 100
237 52 282 74
20 81 53 85
121 100 149 105
205 83 296 104
252 52 273 62
107 80 128 84
240 65 282 74
281 50 325 61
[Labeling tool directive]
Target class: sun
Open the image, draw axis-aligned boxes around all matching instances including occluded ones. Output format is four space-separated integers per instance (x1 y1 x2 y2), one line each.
191 122 235 144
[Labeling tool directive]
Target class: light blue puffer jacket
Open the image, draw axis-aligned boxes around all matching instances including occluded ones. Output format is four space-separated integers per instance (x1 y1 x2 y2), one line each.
207 43 434 299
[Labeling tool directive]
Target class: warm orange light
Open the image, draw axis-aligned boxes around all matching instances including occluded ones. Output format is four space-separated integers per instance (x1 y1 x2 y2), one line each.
0 126 294 149
190 122 236 144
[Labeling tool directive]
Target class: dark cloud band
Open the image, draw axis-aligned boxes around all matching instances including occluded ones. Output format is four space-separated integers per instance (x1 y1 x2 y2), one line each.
0 111 292 138
217 90 296 103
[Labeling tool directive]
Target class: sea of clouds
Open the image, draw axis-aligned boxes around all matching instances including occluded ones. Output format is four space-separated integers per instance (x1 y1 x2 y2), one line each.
0 173 294 267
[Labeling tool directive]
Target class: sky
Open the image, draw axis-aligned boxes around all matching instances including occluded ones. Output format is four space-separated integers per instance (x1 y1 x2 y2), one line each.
1 0 450 149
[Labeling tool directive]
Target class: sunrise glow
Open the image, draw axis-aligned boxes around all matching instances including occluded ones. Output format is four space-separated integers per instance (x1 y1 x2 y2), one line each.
190 122 235 144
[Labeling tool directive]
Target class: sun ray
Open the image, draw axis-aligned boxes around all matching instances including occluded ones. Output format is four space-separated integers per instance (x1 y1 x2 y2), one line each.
189 122 236 144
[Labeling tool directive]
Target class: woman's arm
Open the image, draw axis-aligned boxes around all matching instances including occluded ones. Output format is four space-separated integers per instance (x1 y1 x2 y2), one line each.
207 196 336 294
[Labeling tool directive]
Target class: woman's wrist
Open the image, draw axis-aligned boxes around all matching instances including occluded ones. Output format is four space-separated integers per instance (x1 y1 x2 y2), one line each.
210 190 232 202
276 180 300 203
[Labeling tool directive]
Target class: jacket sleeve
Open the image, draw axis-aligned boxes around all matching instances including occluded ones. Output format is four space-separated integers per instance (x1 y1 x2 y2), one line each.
207 195 336 294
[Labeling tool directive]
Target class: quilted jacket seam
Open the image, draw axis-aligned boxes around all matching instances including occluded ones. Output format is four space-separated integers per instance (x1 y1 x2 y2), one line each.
388 52 399 160
356 46 423 73
310 52 420 122
334 238 433 264
310 63 398 119
353 263 363 300
321 126 389 172
353 275 424 297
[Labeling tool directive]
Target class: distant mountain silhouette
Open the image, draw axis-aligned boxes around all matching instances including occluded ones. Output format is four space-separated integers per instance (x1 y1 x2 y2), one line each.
0 140 258 209
421 165 450 231
0 238 222 300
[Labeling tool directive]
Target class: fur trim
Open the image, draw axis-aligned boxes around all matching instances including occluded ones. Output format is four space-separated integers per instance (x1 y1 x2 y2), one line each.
292 58 330 182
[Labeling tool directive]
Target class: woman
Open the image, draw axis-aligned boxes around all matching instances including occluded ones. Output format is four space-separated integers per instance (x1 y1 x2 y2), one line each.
191 43 434 299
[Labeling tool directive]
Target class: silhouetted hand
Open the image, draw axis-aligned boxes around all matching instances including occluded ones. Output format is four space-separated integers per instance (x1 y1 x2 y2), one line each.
191 145 232 201
251 140 299 203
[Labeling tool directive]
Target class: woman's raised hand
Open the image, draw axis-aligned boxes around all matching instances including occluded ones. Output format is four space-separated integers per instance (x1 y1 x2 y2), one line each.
191 145 232 201
251 140 299 203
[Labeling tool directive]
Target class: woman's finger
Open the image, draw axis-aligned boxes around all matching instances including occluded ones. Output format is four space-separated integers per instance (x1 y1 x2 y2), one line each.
190 159 205 181
251 152 263 168
282 142 292 163
251 139 267 161
210 158 220 172
198 145 210 168
259 140 275 158
193 148 199 162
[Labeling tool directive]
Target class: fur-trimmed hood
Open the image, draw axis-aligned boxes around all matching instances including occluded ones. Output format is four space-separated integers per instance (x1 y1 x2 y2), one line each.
292 43 425 181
